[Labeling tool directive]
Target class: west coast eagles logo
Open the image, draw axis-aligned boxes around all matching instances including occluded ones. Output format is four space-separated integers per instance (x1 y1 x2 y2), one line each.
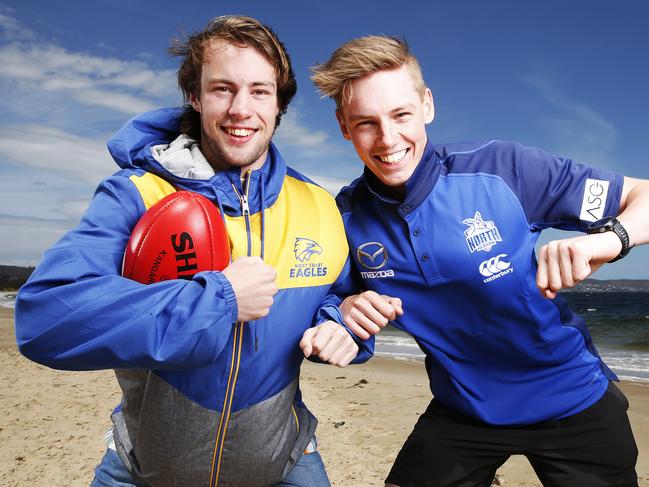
463 211 502 253
294 237 322 262
289 237 327 278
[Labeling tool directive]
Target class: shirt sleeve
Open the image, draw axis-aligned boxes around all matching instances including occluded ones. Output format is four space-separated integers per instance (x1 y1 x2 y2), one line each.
486 141 625 232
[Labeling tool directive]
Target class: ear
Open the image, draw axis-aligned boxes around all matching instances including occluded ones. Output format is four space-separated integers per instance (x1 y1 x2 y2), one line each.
190 93 201 113
335 109 351 140
423 88 435 124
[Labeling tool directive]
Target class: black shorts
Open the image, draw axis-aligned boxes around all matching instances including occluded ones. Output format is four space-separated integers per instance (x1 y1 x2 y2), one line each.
386 382 638 487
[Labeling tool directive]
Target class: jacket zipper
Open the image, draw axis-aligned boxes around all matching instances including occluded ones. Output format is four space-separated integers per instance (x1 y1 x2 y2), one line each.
210 172 253 487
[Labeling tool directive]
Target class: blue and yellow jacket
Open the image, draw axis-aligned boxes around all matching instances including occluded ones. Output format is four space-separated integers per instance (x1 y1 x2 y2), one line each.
15 107 371 486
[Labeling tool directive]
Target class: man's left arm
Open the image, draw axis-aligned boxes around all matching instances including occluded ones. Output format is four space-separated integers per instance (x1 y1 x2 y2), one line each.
299 258 375 367
537 176 649 298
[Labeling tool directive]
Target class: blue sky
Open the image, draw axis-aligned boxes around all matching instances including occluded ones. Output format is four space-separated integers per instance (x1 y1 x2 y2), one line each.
1 0 648 279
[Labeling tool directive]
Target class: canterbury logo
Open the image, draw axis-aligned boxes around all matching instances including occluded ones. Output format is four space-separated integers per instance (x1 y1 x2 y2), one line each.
294 238 322 263
479 254 511 277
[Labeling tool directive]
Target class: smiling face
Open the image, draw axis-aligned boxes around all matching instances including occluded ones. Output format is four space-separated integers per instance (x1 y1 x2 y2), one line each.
336 65 434 190
190 40 280 173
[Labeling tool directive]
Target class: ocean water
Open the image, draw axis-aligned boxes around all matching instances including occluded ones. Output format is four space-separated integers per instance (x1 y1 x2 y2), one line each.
375 292 649 382
2 291 647 380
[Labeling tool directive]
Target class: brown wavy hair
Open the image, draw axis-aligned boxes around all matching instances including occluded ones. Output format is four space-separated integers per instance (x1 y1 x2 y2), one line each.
169 15 297 139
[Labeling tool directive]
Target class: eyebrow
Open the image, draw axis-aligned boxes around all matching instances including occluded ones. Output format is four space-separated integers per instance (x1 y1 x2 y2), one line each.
348 104 417 122
205 78 277 89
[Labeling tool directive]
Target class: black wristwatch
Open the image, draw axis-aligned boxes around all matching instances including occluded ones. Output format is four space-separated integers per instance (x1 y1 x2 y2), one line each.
587 216 634 263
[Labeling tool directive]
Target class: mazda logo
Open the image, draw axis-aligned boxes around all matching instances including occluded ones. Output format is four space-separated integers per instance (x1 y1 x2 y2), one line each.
356 242 388 270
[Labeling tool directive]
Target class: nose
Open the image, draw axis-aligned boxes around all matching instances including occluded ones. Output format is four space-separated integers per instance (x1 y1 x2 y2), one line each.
228 90 253 119
378 121 396 147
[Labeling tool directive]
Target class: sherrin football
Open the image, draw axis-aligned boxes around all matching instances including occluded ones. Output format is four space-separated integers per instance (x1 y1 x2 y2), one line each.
122 191 230 284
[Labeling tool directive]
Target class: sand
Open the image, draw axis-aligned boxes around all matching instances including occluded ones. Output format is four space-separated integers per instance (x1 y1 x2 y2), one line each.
1 306 648 486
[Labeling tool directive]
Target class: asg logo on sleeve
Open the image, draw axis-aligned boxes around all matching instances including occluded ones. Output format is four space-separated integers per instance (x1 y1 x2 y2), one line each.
356 242 395 279
580 179 609 222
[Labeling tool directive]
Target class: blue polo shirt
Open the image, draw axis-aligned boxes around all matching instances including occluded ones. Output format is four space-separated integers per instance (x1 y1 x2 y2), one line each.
337 140 624 425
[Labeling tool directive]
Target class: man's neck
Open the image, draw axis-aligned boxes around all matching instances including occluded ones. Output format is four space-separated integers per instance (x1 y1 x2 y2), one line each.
200 144 268 177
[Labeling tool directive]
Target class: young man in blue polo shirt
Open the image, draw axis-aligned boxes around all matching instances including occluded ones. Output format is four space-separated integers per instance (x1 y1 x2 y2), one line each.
312 36 649 486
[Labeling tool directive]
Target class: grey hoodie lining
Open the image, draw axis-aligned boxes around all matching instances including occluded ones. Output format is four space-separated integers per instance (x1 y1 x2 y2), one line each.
151 134 215 180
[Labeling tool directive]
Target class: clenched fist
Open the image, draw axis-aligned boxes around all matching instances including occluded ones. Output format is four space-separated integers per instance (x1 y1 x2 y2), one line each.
340 290 403 340
300 321 359 367
222 256 278 322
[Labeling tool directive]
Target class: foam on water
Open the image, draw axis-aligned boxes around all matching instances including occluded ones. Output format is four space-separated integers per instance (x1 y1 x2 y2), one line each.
0 292 16 309
376 333 649 382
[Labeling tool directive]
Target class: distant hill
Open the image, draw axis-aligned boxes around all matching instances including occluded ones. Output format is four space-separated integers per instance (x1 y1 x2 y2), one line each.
562 278 649 293
0 265 35 290
0 265 35 279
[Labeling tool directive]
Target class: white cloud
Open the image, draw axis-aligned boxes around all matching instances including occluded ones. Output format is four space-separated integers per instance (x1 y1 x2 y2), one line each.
0 10 35 42
0 124 114 183
0 43 177 115
274 106 346 160
275 108 330 148
58 199 93 221
301 174 350 196
0 10 177 116
0 214 72 265
0 10 176 266
521 76 617 165
74 89 156 115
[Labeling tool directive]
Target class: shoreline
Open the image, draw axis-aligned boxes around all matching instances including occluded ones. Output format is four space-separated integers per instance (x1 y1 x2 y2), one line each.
2 307 648 486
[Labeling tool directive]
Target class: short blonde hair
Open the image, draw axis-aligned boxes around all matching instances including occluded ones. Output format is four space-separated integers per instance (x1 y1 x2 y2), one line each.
311 35 426 108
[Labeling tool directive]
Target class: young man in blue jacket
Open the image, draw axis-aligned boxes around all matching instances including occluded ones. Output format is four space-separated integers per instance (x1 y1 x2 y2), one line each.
312 36 649 486
15 16 370 487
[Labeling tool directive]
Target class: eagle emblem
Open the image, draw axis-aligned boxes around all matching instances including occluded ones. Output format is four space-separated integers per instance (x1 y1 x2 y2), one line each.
294 237 323 262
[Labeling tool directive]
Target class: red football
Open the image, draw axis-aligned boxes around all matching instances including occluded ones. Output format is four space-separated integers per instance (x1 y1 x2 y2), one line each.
122 191 230 284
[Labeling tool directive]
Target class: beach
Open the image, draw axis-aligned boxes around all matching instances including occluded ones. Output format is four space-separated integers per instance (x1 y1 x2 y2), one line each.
1 306 648 486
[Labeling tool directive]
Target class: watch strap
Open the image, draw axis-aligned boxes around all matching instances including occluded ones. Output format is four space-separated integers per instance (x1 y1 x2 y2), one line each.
587 217 633 262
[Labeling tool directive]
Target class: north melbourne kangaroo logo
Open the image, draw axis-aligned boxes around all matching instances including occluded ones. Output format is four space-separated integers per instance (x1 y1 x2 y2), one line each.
463 211 502 253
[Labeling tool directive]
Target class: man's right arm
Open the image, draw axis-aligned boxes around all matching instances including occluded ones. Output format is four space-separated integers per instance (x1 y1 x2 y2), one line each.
15 176 273 372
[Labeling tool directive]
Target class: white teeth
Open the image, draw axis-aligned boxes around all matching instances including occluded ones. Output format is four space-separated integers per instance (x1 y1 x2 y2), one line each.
227 128 254 136
378 149 407 163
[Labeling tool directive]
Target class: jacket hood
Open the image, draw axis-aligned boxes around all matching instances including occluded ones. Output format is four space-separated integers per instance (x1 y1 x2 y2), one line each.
106 107 286 214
